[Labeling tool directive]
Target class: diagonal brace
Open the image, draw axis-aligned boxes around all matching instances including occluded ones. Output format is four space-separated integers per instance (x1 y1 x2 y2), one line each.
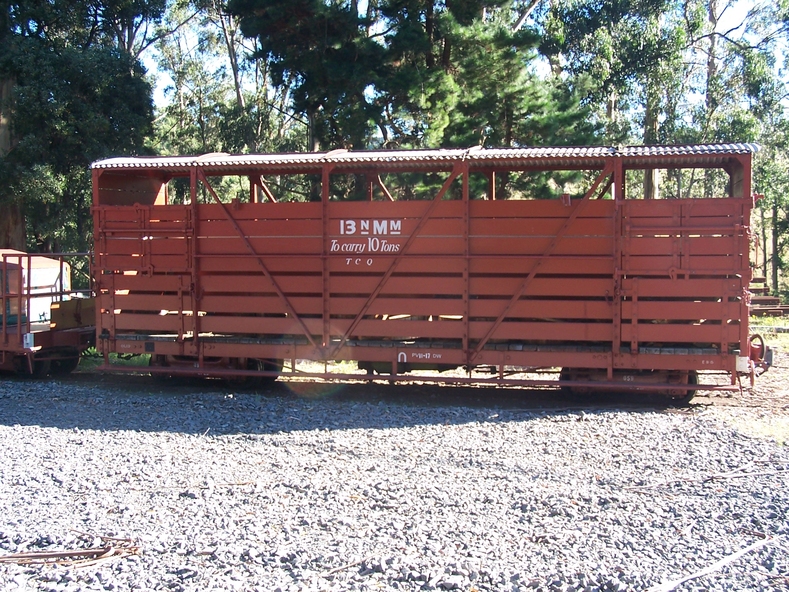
328 166 463 358
197 168 320 351
470 164 614 360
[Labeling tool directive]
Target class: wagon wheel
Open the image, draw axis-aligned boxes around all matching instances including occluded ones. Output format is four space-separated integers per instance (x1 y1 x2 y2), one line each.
226 358 282 390
29 358 51 378
559 368 595 399
668 370 698 406
148 355 179 384
260 358 283 381
50 349 81 376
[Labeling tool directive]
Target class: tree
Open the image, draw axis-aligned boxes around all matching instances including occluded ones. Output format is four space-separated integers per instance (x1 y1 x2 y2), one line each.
227 0 597 151
0 0 155 251
153 0 306 157
538 0 701 145
536 0 789 292
228 0 389 150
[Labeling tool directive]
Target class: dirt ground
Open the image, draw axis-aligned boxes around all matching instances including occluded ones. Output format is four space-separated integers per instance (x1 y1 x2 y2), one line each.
695 333 789 444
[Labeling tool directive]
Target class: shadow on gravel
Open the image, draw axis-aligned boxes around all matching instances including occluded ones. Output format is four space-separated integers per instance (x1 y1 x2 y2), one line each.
0 371 692 436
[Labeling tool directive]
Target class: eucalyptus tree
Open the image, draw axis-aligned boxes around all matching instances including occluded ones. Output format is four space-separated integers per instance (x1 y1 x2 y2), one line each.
0 0 155 251
537 0 789 291
153 0 306 157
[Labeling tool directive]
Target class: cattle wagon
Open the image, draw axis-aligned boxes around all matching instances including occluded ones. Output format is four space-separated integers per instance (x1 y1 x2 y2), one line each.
90 144 771 399
0 250 95 375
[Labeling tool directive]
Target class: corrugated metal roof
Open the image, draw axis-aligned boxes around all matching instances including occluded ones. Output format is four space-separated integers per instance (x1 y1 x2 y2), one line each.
91 143 759 172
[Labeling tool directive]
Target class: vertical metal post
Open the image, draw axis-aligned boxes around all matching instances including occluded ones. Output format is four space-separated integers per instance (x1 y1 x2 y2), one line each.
738 200 751 360
190 166 201 359
322 164 332 350
1 256 6 346
611 159 625 364
630 278 638 355
462 161 470 367
24 255 31 336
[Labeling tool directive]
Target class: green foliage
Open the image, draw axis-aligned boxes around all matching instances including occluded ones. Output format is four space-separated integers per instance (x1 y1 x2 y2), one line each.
2 42 152 172
153 0 308 156
229 0 388 148
0 0 156 252
227 0 597 151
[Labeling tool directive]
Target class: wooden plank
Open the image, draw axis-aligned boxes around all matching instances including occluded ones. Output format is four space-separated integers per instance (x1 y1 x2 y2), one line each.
200 274 323 293
469 277 614 297
148 239 189 255
468 320 613 342
623 278 742 298
198 257 323 274
626 236 738 256
621 322 740 343
113 313 184 332
470 299 613 319
339 275 463 296
199 294 323 315
621 300 744 321
197 236 324 255
623 198 744 218
198 315 322 335
469 237 612 256
100 273 188 293
100 238 146 255
197 201 322 221
469 199 615 218
625 255 743 273
199 218 323 238
112 293 186 311
470 217 613 236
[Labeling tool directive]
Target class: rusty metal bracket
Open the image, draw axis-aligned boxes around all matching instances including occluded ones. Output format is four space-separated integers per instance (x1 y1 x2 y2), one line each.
254 176 278 203
376 174 395 201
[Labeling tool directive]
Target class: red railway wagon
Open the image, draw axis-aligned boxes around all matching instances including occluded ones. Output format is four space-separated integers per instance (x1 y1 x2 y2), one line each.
1 251 95 375
90 144 771 399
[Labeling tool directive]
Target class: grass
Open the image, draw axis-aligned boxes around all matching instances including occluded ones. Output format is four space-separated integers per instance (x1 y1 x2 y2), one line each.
728 416 789 445
78 348 150 372
750 315 789 327
749 321 789 350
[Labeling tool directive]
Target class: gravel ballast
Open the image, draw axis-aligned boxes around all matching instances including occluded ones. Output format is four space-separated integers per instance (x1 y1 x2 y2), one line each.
0 374 787 592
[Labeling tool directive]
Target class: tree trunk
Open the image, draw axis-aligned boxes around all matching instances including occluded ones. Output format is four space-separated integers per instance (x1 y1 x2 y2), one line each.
0 76 26 250
0 76 10 152
703 0 718 198
308 110 320 152
0 199 25 250
761 206 767 280
643 80 660 200
424 2 435 68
